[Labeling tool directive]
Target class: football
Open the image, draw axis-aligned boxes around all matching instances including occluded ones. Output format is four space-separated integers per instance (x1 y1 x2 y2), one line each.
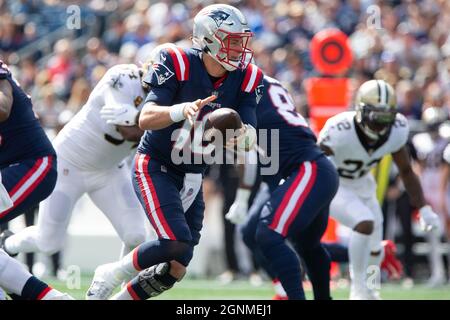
203 108 243 143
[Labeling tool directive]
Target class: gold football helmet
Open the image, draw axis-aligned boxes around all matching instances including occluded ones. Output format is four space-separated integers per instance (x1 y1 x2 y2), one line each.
355 79 397 140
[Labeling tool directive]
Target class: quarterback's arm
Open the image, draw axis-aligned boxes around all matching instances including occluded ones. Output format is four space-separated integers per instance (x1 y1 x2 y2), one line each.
116 125 144 142
139 96 216 130
0 79 13 122
391 146 426 208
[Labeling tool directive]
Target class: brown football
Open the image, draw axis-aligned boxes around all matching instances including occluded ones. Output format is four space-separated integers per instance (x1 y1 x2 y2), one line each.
203 108 242 142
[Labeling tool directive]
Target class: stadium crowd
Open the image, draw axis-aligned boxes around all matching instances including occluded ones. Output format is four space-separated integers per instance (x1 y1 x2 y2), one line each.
1 0 450 285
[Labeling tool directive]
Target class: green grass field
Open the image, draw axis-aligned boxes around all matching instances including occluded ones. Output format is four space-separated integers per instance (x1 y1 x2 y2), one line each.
45 274 450 300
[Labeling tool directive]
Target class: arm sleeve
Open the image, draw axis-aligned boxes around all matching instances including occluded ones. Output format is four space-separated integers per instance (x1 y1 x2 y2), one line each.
142 49 179 106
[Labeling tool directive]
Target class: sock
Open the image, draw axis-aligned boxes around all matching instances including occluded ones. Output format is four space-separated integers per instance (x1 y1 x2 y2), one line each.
272 279 287 297
20 276 52 300
4 226 39 255
256 226 305 300
119 242 132 260
427 232 445 279
116 240 190 275
301 244 332 300
0 250 34 296
368 249 384 272
111 285 134 300
349 231 371 291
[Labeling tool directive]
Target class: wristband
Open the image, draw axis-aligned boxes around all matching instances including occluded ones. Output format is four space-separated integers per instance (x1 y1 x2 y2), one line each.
170 103 188 122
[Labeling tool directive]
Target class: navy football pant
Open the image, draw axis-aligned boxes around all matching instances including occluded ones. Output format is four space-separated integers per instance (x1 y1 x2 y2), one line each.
0 155 57 224
132 153 204 268
255 156 339 300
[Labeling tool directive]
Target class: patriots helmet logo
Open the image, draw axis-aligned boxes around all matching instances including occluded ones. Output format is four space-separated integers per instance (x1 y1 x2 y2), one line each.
152 63 175 85
207 10 231 28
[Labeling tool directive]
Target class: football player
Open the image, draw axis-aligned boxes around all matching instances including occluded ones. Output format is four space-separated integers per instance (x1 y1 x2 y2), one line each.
318 80 440 299
86 4 263 300
412 107 449 287
1 63 150 269
0 60 72 299
227 75 339 300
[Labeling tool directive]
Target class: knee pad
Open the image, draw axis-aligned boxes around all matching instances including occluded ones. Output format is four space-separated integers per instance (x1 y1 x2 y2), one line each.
160 240 192 266
173 244 194 267
136 262 174 298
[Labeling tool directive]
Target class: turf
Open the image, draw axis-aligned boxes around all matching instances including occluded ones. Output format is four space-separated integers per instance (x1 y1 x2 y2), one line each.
45 275 450 300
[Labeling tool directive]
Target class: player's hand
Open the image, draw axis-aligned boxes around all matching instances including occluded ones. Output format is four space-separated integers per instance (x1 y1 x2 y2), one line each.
419 205 441 233
183 95 216 126
226 201 248 225
225 124 257 152
100 104 139 126
225 188 251 225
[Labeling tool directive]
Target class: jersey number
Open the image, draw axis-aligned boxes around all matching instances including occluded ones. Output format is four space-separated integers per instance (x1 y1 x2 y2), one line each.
268 85 308 127
338 158 381 179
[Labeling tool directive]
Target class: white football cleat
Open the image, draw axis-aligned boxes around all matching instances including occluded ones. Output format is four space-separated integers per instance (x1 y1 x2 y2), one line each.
86 263 124 300
350 286 381 300
45 293 75 300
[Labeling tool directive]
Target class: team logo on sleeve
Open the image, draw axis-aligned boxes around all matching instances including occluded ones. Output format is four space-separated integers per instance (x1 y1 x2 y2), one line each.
255 84 264 104
152 63 175 85
207 10 231 27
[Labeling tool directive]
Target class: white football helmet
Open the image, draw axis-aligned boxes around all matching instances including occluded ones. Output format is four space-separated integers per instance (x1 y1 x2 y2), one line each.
192 4 253 71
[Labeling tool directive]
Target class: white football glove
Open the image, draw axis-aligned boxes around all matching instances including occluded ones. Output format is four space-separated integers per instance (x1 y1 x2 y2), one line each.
225 189 251 225
419 205 441 233
100 104 139 126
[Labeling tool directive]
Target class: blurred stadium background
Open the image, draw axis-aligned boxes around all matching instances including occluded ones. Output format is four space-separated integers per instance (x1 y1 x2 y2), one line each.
1 0 450 299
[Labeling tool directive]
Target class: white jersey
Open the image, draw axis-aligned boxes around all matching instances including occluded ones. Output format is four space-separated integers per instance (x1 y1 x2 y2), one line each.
318 111 409 197
54 64 146 171
444 143 450 164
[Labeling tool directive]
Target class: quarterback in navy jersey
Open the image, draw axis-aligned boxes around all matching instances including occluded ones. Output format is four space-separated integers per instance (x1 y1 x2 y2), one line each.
226 76 339 300
86 4 263 300
0 61 72 300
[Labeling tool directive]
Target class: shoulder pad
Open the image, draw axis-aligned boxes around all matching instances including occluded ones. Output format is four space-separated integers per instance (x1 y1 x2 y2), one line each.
241 64 263 93
391 113 409 148
161 45 190 81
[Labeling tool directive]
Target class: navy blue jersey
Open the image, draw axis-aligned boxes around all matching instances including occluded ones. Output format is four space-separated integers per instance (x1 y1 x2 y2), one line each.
257 76 323 182
0 61 55 167
138 46 263 174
